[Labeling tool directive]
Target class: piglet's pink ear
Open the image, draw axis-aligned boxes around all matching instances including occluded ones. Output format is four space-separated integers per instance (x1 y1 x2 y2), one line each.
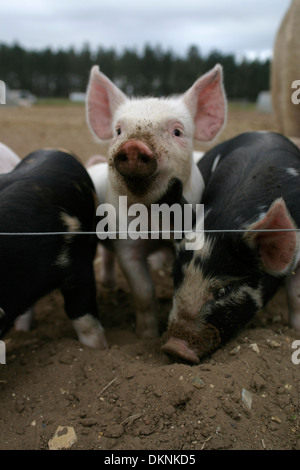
86 65 127 141
183 64 226 142
244 198 297 275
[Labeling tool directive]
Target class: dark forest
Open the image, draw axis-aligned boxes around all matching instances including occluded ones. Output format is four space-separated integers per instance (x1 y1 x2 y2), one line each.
0 42 270 100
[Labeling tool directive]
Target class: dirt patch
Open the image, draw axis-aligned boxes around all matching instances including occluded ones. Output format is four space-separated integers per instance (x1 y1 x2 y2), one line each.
0 104 299 451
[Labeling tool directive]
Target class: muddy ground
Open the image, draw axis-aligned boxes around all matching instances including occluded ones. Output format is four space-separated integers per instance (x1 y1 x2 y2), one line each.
0 102 299 451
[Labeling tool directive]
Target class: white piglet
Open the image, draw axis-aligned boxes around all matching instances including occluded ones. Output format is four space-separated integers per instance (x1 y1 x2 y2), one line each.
86 65 226 338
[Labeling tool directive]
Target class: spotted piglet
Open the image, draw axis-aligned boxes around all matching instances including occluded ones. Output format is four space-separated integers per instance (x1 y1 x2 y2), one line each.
163 131 300 363
0 142 34 331
0 149 106 349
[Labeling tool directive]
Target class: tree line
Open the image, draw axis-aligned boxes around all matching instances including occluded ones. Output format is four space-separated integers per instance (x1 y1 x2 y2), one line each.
0 42 270 101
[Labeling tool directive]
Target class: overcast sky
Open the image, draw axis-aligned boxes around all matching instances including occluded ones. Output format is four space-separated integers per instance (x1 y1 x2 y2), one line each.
0 0 292 59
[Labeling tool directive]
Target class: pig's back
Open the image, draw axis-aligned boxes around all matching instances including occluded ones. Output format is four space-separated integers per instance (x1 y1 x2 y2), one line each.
199 131 300 229
0 149 96 230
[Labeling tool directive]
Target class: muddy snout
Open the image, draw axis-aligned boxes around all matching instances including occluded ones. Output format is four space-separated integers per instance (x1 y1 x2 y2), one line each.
162 322 222 363
114 140 157 178
162 337 200 364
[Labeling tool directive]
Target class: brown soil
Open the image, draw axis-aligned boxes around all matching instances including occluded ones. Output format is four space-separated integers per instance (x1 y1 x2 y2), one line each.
0 103 299 451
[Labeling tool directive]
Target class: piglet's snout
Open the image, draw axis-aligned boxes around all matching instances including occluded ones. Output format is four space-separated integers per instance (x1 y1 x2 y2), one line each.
162 337 200 364
114 140 157 178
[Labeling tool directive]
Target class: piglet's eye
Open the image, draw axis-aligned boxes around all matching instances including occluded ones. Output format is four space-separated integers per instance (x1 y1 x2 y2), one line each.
215 285 232 299
173 128 182 137
116 127 121 136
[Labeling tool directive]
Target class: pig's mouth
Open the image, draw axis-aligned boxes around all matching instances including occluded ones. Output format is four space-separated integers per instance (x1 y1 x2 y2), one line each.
162 337 200 364
109 155 160 196
119 172 159 196
162 322 221 363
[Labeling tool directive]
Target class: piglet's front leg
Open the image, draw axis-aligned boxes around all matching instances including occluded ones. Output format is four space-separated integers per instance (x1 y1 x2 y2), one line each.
286 263 300 332
98 245 116 288
115 240 158 339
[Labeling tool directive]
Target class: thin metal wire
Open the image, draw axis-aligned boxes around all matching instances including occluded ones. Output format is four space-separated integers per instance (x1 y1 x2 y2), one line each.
0 229 299 236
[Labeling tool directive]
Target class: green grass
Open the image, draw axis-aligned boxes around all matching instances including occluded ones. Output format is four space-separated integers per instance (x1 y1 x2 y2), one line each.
228 101 256 111
35 98 84 106
34 98 257 111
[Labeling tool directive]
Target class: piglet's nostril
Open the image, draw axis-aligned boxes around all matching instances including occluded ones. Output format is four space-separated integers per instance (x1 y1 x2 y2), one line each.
117 153 128 163
140 154 151 164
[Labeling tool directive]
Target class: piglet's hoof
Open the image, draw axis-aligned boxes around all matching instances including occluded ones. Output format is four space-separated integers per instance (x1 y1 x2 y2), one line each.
73 314 108 349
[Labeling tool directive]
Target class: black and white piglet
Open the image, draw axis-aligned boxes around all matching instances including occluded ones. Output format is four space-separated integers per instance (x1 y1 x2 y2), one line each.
0 148 106 349
163 131 300 363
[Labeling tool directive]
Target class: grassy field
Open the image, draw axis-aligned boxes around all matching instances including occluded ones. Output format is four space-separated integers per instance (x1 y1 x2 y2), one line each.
0 101 277 163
